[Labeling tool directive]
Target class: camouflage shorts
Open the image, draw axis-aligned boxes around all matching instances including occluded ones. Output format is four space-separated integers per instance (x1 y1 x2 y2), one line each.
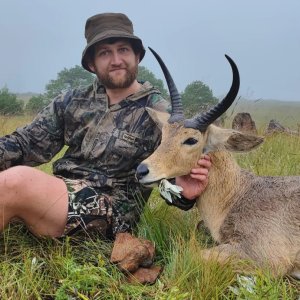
61 178 114 238
61 178 146 239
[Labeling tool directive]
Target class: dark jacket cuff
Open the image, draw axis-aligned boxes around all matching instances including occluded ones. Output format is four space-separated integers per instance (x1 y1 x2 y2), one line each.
160 178 196 211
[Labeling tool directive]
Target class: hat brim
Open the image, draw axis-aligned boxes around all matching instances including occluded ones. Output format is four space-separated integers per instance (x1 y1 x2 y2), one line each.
81 31 145 73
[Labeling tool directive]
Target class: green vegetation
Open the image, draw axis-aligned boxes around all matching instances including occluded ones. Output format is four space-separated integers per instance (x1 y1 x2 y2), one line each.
0 105 300 298
0 87 23 115
45 65 96 99
182 81 219 118
137 66 169 99
25 94 50 114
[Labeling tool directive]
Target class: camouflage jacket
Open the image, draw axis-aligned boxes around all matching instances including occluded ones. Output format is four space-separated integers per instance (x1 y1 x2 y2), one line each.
0 80 195 221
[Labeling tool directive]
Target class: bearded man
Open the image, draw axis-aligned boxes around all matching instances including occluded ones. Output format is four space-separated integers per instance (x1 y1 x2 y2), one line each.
0 13 210 239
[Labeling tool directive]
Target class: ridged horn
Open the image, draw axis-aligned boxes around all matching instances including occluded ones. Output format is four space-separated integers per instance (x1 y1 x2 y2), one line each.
148 47 184 123
184 55 240 131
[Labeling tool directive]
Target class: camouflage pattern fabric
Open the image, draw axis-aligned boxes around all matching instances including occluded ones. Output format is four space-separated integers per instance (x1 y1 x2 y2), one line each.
62 177 149 239
0 79 195 238
0 80 167 178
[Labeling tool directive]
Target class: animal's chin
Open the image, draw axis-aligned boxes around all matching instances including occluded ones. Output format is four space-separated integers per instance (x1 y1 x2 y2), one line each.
139 178 164 187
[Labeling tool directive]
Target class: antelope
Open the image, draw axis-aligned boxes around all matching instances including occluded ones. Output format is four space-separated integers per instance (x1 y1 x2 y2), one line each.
136 48 300 278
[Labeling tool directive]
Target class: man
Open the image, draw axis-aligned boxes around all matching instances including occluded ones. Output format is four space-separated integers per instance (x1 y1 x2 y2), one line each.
0 13 211 240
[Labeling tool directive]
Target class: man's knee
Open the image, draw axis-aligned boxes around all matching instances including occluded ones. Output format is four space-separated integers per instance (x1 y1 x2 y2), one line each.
0 166 36 193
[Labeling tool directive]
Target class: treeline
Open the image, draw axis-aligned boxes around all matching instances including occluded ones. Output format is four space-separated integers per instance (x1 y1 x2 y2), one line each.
0 65 218 116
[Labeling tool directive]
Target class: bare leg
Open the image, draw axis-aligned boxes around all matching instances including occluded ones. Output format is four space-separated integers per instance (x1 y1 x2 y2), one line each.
0 166 68 237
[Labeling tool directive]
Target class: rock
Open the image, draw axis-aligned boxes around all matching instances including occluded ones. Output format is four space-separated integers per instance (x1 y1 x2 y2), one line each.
232 112 257 135
117 244 150 273
110 232 155 273
265 119 299 136
127 265 163 285
266 119 286 134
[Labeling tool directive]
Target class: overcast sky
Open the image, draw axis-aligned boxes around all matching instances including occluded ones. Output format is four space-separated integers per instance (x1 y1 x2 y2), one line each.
1 0 300 101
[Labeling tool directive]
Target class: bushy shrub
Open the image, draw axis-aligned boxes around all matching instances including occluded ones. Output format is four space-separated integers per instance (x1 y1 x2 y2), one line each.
25 94 50 114
0 87 23 115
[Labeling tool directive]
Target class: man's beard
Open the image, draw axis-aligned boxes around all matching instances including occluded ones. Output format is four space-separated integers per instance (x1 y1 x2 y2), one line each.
96 65 138 89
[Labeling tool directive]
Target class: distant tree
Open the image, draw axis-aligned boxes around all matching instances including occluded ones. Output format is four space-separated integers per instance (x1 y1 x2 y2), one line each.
0 86 23 115
46 65 95 98
25 94 50 114
138 66 168 99
181 81 219 117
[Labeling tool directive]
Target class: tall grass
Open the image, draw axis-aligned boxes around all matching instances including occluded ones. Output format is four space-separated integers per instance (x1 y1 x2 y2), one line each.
235 133 300 177
226 98 300 130
0 111 300 299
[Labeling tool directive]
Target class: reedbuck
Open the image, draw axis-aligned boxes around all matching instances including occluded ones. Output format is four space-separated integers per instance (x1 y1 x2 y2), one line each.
136 48 300 278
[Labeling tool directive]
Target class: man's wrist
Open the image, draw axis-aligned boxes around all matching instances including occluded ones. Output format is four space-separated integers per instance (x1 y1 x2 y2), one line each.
160 178 196 211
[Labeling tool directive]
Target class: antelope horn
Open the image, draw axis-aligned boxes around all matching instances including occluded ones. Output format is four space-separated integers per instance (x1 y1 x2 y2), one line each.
148 47 184 123
184 55 240 131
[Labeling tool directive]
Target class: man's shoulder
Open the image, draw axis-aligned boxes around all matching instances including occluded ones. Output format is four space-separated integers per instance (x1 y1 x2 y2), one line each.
69 83 95 99
128 81 168 107
140 81 162 95
140 81 170 112
54 83 95 106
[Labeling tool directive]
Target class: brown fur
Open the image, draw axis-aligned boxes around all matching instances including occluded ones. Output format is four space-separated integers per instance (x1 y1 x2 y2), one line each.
137 108 300 278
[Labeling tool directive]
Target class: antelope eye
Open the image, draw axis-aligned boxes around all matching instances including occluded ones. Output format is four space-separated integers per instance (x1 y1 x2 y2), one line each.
183 138 198 145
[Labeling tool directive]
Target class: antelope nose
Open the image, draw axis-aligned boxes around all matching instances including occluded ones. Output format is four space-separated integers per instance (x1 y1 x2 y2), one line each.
136 163 149 180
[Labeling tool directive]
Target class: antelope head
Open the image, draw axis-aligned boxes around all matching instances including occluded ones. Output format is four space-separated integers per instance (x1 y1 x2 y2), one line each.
136 48 261 186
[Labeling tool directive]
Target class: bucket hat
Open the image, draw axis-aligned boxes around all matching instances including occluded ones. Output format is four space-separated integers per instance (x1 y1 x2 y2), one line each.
81 13 145 72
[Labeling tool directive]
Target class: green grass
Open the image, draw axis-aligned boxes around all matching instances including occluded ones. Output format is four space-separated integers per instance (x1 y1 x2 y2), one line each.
235 133 300 176
0 109 300 299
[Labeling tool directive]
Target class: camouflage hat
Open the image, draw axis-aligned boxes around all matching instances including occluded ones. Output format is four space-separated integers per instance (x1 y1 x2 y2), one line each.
81 13 146 72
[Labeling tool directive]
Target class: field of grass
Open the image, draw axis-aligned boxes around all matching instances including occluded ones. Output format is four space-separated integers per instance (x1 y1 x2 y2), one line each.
0 106 300 299
226 98 300 131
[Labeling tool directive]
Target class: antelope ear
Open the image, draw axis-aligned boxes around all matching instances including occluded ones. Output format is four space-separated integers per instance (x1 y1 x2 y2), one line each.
204 125 264 153
146 107 170 130
225 132 264 152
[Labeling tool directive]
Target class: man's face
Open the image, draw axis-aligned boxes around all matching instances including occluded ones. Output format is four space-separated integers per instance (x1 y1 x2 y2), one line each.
88 40 139 89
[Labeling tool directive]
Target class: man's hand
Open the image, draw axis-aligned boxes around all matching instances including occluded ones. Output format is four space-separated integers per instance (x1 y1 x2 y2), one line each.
175 154 211 200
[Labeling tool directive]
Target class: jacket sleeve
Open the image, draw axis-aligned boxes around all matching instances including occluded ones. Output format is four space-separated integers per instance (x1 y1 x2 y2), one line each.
159 178 196 211
0 93 68 170
164 195 196 211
